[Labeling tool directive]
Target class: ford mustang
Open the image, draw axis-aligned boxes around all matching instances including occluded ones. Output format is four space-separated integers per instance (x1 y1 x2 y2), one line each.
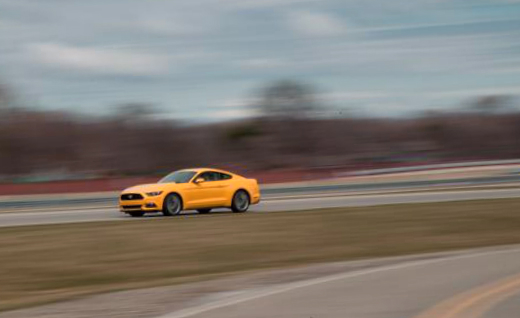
119 168 261 217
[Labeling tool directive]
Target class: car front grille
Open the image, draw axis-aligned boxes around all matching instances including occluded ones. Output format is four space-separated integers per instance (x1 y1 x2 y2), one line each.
121 205 142 210
120 193 144 201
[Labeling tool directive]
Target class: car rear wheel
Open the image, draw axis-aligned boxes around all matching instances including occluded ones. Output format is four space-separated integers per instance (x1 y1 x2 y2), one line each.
163 193 182 216
231 190 250 213
128 211 145 217
197 208 211 214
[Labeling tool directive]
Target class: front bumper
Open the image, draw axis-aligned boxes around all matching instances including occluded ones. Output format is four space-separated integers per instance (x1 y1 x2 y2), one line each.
251 194 261 205
119 195 163 213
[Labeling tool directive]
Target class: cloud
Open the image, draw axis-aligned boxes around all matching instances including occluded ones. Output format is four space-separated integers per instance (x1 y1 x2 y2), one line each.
277 30 518 76
323 91 391 101
204 97 260 120
324 86 520 109
219 97 260 108
136 18 207 36
287 11 348 37
208 108 255 120
423 86 520 98
198 0 317 10
3 0 520 120
27 42 169 76
235 58 286 70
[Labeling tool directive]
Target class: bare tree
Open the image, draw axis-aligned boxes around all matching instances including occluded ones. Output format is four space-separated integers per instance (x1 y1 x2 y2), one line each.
112 103 157 123
254 80 323 166
2 78 520 179
470 95 514 114
0 83 11 111
258 80 318 119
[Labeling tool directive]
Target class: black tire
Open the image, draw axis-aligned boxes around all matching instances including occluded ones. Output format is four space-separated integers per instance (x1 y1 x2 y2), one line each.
231 190 250 213
197 208 211 214
163 193 183 216
128 211 145 217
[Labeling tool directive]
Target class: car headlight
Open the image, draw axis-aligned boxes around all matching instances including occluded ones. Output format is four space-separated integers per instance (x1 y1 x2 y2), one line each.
146 191 163 197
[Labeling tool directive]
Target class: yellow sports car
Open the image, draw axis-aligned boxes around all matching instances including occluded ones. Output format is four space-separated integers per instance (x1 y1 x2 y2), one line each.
119 168 261 217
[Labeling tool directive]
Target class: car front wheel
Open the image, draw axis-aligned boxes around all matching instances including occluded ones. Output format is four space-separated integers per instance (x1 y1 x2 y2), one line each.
231 190 250 213
163 194 182 216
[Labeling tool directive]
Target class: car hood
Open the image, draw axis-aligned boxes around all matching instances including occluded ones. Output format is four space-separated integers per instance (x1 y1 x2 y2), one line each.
122 183 172 193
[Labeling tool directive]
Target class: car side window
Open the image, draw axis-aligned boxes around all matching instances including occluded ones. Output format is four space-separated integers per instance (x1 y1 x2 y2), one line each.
197 172 219 182
197 172 210 182
219 173 232 180
196 171 232 182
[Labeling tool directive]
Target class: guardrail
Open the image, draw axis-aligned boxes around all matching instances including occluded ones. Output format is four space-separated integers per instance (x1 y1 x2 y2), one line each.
342 159 520 176
1 174 520 212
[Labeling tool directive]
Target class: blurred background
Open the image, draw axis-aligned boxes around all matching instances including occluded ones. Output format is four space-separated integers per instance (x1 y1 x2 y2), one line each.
4 2 520 316
1 0 520 188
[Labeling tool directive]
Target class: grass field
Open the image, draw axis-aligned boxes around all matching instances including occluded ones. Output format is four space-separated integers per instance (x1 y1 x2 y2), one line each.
2 198 520 311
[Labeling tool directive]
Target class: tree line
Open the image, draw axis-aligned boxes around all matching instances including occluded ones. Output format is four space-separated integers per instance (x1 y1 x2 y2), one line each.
0 81 519 180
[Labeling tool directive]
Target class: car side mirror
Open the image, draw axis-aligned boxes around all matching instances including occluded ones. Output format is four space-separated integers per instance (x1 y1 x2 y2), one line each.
194 177 205 184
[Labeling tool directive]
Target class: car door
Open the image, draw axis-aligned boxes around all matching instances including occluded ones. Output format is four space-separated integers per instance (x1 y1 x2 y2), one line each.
186 171 227 208
214 172 233 204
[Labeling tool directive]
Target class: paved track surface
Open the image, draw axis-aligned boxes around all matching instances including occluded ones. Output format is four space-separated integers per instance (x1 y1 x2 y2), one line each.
156 247 520 318
1 188 519 228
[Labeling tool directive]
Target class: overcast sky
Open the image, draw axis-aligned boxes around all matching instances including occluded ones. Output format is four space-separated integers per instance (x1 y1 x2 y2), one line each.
1 0 520 121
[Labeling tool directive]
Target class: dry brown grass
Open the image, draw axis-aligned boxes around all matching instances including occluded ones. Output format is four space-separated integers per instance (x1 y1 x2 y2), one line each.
2 198 520 311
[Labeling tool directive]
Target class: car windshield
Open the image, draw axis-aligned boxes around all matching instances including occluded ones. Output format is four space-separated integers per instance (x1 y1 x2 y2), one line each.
158 171 196 184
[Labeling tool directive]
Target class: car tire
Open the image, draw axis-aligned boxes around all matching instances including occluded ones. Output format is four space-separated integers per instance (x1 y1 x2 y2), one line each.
163 193 182 216
231 190 250 213
197 208 211 214
128 211 145 217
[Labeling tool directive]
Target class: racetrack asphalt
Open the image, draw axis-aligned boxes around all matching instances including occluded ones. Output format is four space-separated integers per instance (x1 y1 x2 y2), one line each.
1 187 519 228
156 246 520 318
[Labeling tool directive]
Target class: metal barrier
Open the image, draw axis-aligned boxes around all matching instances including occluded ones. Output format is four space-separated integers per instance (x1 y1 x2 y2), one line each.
2 174 520 211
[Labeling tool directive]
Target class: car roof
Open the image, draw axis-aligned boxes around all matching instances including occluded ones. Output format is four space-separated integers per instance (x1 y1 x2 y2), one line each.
180 168 234 174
